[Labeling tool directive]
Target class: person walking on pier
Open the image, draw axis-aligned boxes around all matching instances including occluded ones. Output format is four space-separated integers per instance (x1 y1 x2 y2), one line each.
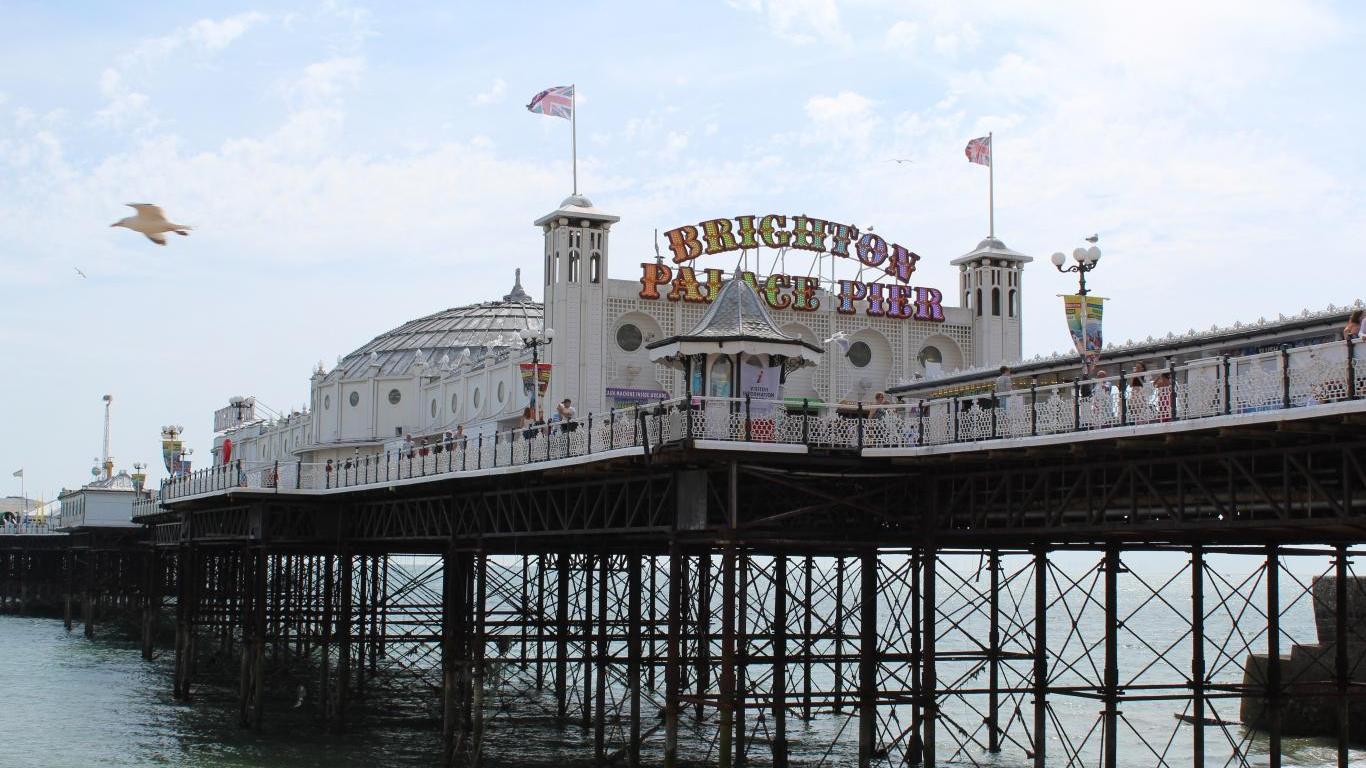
558 398 577 432
1344 310 1364 340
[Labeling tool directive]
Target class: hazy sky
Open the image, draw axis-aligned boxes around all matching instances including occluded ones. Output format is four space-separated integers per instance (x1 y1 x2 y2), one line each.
2 0 1363 498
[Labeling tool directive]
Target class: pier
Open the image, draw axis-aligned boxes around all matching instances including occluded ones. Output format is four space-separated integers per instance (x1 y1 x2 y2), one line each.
7 337 1365 766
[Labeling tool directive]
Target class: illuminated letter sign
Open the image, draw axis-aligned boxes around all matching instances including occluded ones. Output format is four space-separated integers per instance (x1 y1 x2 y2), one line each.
645 213 943 323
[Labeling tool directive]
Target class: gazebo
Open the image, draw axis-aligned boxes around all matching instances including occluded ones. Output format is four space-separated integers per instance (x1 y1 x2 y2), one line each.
647 279 823 434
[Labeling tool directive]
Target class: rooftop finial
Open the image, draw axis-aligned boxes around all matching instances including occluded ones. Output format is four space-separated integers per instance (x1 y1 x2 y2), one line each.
503 268 532 302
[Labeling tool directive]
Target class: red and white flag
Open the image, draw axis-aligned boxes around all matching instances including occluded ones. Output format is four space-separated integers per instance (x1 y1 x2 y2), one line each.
527 85 574 120
965 135 992 166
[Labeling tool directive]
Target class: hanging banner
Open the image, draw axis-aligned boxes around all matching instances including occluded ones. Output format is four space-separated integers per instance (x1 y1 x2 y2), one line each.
740 360 782 417
519 363 552 400
1063 295 1105 371
161 439 182 476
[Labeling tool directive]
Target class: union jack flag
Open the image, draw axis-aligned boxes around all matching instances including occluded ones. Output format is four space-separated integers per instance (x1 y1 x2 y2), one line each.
527 85 574 120
965 135 992 166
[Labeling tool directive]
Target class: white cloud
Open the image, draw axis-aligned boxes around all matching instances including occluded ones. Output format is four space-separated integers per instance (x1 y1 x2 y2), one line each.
289 56 366 102
730 0 850 46
472 78 507 106
884 20 920 52
662 131 689 158
803 91 877 147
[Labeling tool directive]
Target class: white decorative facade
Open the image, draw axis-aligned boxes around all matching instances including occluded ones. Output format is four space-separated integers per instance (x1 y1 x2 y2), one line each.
214 195 1023 466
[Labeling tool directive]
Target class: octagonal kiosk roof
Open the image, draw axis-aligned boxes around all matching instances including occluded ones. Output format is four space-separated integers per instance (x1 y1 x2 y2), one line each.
646 278 823 367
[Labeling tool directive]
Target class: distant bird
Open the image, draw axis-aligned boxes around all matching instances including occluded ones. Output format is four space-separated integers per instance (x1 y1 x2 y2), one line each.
110 203 191 246
887 158 914 165
74 267 87 279
823 330 851 353
1084 234 1099 243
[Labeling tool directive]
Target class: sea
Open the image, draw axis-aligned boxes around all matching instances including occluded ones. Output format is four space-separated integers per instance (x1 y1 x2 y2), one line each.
1 550 1361 767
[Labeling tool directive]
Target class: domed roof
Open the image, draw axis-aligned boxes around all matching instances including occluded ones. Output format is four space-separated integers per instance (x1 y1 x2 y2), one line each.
324 273 543 382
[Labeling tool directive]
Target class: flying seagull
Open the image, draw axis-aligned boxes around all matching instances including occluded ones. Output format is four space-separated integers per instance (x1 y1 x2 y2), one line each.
887 158 914 165
1084 234 1099 243
110 203 192 246
74 267 87 279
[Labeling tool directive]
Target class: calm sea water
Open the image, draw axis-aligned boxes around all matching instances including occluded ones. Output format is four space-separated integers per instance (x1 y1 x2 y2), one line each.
1 551 1361 767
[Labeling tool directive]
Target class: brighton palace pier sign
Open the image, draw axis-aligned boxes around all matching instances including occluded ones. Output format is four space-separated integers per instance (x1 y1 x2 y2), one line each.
639 214 945 322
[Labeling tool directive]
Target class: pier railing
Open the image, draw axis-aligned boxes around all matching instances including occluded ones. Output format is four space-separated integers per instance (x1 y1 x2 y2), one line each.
0 520 61 535
160 337 1364 499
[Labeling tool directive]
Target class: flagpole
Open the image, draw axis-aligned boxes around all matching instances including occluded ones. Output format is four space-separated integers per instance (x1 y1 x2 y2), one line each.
571 85 578 196
988 131 994 239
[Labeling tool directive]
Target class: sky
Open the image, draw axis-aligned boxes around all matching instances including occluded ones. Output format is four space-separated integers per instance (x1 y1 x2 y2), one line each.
2 0 1364 499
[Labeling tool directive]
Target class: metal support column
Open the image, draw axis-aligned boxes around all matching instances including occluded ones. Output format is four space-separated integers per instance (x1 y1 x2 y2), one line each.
858 549 878 768
922 547 937 767
773 554 789 768
1336 544 1350 768
1103 546 1119 768
1191 545 1206 768
664 539 682 768
1267 544 1282 768
988 549 1001 752
1032 547 1047 768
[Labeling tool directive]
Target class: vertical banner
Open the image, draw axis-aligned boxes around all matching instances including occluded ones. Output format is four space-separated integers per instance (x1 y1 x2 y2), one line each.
740 359 782 417
162 439 183 476
1063 295 1105 372
519 363 553 401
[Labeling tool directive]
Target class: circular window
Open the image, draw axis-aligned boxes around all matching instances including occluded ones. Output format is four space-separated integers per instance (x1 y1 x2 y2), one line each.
324 394 331 410
917 345 943 366
349 391 360 407
388 388 402 405
616 323 643 352
473 388 482 409
847 341 872 368
430 398 438 417
497 381 506 403
451 393 460 414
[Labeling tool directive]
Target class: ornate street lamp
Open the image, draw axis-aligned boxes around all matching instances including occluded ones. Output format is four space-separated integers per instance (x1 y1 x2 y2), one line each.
1050 245 1102 295
517 326 555 414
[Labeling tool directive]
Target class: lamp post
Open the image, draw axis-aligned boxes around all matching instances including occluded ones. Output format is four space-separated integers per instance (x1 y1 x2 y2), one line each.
1051 244 1104 375
1049 245 1103 295
517 326 555 416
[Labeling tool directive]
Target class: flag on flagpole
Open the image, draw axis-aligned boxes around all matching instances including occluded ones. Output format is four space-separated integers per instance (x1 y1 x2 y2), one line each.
526 85 574 120
965 135 992 166
10 469 20 478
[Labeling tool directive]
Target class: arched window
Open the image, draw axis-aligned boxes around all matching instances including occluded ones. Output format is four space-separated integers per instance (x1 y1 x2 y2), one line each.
545 245 552 286
590 253 600 283
709 357 733 397
991 288 1001 316
976 288 983 317
568 254 580 282
1008 290 1017 318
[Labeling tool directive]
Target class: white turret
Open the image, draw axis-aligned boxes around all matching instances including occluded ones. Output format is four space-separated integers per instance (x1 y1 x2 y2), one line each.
951 237 1032 367
535 194 620 416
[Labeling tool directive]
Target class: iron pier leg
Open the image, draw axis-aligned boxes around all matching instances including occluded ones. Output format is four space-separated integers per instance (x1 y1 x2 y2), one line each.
628 552 643 768
1267 544 1282 768
473 550 487 767
63 550 73 632
858 549 877 768
536 553 546 690
595 553 608 763
1032 547 1047 768
583 553 595 730
736 550 750 766
697 552 712 723
664 540 682 768
910 549 922 765
773 554 789 768
1191 545 1205 768
922 546 937 768
335 550 353 733
142 550 159 661
441 543 463 767
802 555 814 722
1103 546 1119 768
556 552 570 721
835 556 845 714
83 550 95 640
320 554 335 726
1336 544 1350 768
988 549 1001 753
719 542 736 768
